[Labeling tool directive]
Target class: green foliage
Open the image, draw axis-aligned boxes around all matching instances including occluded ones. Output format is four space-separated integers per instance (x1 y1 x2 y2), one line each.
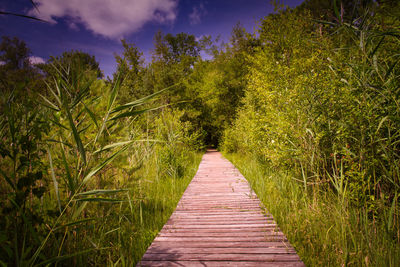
0 90 50 265
0 43 202 265
181 25 258 146
223 1 400 207
222 1 400 265
0 36 31 70
153 109 205 179
0 36 45 97
47 50 103 79
114 39 146 101
1 0 400 264
226 152 400 266
153 31 200 67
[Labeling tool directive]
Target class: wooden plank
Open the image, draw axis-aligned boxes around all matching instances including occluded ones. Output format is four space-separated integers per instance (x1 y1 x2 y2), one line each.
170 214 273 219
154 237 288 242
158 232 283 238
168 218 273 223
141 253 302 261
145 247 296 254
160 228 273 233
166 220 273 224
138 261 305 267
165 220 276 224
148 241 292 248
163 224 279 229
176 206 262 210
168 216 270 220
137 150 303 266
171 211 265 215
169 220 274 224
167 217 275 222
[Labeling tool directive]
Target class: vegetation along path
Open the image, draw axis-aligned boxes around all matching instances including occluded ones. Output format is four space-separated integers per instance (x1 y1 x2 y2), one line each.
138 149 304 266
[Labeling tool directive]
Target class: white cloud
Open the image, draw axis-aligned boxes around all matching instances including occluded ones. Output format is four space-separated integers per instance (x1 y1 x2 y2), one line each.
29 56 46 65
27 0 178 39
189 3 206 25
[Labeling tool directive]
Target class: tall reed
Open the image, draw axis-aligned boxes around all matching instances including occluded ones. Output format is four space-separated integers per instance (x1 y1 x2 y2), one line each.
0 58 202 265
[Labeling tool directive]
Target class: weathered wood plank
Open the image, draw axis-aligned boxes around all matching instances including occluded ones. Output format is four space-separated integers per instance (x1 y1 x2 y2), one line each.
166 220 277 225
141 253 302 261
170 214 273 219
171 211 265 214
153 236 288 242
138 261 305 267
166 220 273 225
158 232 283 238
160 228 274 233
162 224 280 229
137 150 304 266
148 241 292 248
145 247 297 254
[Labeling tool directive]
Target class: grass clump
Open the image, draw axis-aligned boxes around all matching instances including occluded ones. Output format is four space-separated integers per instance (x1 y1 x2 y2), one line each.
225 152 400 266
105 149 202 265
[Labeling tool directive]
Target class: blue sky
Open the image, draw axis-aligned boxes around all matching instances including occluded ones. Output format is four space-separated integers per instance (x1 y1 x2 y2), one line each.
1 0 303 78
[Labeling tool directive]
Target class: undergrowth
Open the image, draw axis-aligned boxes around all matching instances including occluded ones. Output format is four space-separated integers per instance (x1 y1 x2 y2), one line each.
128 151 202 265
225 152 400 266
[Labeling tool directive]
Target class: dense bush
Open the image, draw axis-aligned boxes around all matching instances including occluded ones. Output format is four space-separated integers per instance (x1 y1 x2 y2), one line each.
223 1 400 211
222 1 400 265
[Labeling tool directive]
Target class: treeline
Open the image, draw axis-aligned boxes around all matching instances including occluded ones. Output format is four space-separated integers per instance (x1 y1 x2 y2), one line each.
0 0 399 265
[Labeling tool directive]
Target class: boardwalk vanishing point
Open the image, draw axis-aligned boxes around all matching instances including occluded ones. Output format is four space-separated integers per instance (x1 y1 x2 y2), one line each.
138 150 305 266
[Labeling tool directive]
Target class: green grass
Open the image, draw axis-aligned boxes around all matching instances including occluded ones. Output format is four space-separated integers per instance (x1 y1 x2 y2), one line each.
49 150 203 266
128 151 203 264
0 56 205 265
224 152 400 266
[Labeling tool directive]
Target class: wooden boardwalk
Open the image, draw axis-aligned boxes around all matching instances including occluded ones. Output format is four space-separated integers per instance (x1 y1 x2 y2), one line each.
138 150 304 266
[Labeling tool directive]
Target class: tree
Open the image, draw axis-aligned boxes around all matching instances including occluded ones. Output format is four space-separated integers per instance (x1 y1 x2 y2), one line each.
0 36 45 96
299 0 375 22
153 31 200 67
180 24 259 147
36 50 103 103
113 39 146 100
46 50 103 79
114 39 144 79
0 36 31 70
149 31 201 104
